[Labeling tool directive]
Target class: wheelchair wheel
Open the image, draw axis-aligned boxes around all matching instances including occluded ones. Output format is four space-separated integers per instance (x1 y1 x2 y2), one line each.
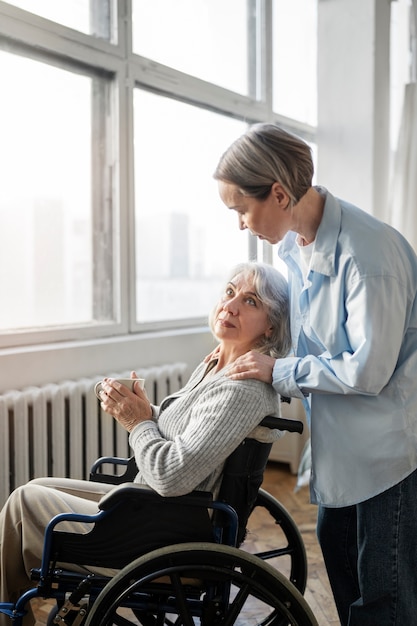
85 542 318 626
244 488 308 593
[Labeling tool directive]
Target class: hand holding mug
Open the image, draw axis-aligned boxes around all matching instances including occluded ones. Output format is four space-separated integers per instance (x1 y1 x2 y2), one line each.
95 374 152 432
94 377 145 399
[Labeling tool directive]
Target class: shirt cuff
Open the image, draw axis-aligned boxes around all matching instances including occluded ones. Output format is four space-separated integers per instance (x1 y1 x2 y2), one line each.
272 357 305 400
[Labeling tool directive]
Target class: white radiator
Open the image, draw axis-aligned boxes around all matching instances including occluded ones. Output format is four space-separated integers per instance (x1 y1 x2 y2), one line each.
0 362 187 506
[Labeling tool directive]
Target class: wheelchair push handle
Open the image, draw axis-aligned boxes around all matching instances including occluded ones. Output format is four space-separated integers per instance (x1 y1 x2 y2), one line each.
260 415 303 434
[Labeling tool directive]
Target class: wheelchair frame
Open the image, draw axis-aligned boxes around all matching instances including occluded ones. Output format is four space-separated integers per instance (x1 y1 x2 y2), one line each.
0 415 318 626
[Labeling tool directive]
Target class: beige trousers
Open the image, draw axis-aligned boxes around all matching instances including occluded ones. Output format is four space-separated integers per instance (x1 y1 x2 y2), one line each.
0 477 115 626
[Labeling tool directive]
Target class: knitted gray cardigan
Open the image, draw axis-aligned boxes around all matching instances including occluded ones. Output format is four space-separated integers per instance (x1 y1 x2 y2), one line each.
129 361 282 498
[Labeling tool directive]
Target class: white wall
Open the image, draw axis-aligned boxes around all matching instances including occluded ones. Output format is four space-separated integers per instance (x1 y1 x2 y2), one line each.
317 0 391 219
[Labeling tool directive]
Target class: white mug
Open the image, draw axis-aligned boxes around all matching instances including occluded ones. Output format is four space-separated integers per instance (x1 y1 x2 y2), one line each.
95 377 145 400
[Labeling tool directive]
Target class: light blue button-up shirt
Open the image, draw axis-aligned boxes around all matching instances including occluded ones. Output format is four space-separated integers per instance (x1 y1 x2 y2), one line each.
272 189 417 507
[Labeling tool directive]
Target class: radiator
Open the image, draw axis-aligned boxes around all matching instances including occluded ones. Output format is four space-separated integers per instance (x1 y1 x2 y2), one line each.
0 362 187 506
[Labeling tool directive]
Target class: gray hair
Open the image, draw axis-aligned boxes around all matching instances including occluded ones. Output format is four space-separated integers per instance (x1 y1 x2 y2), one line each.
213 123 314 206
209 262 292 359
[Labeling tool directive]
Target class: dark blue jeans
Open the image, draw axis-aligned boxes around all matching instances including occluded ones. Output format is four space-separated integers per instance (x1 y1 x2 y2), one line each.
317 467 417 626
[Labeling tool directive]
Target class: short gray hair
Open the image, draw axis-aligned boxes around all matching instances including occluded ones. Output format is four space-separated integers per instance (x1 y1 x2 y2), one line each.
209 262 292 359
213 123 314 206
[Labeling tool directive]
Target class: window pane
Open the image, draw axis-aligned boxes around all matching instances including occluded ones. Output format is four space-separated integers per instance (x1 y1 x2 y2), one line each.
273 0 317 125
134 91 247 324
0 52 97 331
4 0 113 40
133 0 248 96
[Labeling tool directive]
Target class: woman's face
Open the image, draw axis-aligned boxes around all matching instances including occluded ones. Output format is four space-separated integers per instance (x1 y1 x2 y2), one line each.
212 273 273 353
218 180 291 245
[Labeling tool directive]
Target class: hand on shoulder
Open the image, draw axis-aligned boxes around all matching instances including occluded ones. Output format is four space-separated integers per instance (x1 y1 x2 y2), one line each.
227 351 276 383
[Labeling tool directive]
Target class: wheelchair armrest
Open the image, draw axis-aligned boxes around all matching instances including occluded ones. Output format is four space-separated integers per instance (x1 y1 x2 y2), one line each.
89 456 138 484
97 482 214 511
260 415 303 434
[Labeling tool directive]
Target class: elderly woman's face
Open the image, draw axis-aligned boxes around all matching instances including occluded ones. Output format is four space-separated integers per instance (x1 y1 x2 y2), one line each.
218 181 290 245
212 273 273 352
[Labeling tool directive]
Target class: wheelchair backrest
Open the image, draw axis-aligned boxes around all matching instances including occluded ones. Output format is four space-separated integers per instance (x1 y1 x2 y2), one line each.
215 437 273 546
216 412 303 546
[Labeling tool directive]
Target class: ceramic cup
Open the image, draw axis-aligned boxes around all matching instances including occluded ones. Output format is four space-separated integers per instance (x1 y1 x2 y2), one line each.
95 377 145 400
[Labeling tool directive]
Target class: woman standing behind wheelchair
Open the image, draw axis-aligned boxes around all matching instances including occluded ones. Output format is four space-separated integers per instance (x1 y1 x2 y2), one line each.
0 261 291 626
214 123 417 626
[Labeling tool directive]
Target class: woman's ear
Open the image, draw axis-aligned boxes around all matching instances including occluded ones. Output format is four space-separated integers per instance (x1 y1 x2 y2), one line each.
271 182 290 208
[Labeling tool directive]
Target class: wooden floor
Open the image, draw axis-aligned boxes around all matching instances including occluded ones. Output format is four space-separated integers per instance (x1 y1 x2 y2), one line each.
32 461 339 625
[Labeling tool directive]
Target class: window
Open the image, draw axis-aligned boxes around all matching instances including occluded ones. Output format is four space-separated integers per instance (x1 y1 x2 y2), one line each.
132 0 249 96
272 0 317 126
4 0 114 39
0 50 114 336
133 90 247 326
0 1 317 347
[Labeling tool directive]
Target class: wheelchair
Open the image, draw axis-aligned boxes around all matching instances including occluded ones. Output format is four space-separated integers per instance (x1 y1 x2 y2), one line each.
0 415 318 626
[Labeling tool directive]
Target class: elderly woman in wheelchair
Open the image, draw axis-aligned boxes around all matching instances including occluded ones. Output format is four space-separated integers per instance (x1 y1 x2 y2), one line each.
0 261 317 625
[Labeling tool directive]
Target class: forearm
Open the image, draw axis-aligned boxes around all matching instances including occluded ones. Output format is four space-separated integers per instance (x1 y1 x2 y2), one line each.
272 352 393 399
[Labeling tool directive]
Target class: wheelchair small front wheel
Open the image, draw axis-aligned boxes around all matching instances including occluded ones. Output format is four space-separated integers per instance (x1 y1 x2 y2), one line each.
85 542 318 626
